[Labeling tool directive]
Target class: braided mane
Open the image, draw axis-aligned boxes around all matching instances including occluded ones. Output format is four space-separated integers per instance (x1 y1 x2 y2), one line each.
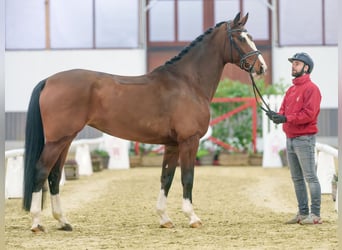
165 21 226 65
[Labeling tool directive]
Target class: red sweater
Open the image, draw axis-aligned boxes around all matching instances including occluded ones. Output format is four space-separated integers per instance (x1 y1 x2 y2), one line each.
279 74 321 138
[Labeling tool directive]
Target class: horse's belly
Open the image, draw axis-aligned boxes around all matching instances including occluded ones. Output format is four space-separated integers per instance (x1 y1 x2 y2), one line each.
89 117 175 145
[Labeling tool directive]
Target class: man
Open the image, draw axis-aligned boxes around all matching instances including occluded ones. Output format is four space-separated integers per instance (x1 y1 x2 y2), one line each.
267 52 322 225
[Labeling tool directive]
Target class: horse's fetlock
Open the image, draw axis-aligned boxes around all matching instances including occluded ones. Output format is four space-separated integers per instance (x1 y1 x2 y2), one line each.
52 212 60 221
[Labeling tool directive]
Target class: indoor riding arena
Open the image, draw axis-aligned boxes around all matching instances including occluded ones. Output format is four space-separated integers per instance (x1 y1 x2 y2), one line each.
5 165 338 249
5 1 339 250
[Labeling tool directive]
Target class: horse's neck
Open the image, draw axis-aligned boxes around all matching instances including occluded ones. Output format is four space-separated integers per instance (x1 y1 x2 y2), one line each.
165 33 226 100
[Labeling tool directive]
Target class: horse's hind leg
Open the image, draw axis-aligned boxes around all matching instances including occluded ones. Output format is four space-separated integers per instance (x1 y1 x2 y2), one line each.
157 145 179 228
30 137 74 232
48 144 73 231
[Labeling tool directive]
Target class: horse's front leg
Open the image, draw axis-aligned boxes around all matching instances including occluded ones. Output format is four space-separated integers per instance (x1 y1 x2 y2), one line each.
179 136 202 228
157 145 179 228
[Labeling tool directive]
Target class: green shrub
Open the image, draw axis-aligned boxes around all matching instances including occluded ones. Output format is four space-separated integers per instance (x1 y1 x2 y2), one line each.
211 78 287 153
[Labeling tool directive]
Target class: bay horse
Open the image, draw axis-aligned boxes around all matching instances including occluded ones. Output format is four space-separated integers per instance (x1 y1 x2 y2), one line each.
23 12 267 232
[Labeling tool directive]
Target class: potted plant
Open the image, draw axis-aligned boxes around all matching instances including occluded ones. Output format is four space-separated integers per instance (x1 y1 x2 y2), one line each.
196 141 216 166
332 174 338 202
278 149 288 166
63 159 79 180
138 143 164 167
91 149 110 170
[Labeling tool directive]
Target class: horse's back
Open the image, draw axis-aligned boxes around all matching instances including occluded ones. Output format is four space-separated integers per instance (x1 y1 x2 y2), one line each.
38 69 169 142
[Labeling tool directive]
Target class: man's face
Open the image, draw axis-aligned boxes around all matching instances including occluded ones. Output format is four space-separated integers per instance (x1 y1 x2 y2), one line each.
291 60 308 77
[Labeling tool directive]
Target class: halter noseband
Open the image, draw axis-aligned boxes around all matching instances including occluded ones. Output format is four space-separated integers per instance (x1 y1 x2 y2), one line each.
226 21 261 73
226 21 272 113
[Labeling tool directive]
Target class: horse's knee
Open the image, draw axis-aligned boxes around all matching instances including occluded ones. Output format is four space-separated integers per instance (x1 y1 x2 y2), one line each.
48 171 61 195
181 171 194 199
33 165 50 192
161 174 173 193
160 164 176 193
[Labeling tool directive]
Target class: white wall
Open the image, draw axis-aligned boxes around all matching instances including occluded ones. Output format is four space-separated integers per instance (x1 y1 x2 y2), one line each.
6 46 338 111
5 49 146 111
272 47 338 109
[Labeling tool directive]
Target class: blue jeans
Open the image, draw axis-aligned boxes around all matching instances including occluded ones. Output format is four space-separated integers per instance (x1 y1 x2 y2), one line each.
286 135 321 216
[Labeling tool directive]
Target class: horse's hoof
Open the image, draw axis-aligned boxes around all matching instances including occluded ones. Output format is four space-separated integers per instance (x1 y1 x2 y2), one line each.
190 221 202 228
160 221 174 228
58 223 73 231
31 224 47 233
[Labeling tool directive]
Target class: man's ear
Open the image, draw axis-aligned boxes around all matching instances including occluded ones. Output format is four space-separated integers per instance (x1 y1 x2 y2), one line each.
304 64 309 73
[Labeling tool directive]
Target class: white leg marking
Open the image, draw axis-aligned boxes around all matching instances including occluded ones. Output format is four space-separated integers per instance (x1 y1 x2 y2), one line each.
30 191 42 230
182 198 201 225
156 189 172 225
51 194 69 227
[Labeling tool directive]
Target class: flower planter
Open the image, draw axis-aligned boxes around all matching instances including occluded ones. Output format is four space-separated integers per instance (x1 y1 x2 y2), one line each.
198 154 214 166
248 153 263 166
219 153 249 166
91 156 103 172
64 160 79 180
91 150 110 169
141 155 164 167
279 149 288 166
129 155 142 168
100 156 109 169
332 174 338 201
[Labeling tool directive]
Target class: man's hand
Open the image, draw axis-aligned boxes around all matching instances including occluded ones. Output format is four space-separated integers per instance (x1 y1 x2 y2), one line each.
272 114 287 124
266 110 277 120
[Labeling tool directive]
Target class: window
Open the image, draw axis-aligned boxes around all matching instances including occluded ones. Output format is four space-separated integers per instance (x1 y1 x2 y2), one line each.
278 0 337 46
178 0 203 41
148 0 270 46
148 0 204 44
50 0 93 49
215 0 270 41
324 0 338 45
5 0 140 50
149 0 175 42
243 0 269 41
95 0 139 48
5 0 45 49
214 0 239 24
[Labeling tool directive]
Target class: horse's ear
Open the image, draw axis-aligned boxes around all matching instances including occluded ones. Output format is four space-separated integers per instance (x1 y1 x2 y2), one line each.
233 12 241 25
239 13 249 26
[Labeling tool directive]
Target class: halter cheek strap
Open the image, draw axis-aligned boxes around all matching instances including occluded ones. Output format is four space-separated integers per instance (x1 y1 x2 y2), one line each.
226 22 271 113
226 21 261 73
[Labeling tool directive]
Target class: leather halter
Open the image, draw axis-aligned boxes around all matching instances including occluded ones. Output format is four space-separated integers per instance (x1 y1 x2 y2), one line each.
226 22 271 113
226 21 261 73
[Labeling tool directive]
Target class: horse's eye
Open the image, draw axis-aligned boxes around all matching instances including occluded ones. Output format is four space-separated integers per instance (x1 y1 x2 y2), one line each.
238 36 246 43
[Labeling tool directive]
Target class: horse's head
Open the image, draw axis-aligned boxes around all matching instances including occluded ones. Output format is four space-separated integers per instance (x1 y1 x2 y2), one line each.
226 13 267 75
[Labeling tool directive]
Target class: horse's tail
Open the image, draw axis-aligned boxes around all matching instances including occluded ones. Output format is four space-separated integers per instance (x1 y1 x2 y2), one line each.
23 79 46 211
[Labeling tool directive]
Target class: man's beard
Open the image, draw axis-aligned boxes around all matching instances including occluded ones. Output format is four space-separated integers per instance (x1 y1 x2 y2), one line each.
292 71 303 77
292 65 305 78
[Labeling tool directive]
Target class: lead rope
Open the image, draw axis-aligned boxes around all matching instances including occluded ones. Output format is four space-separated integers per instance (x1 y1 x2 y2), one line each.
249 72 271 113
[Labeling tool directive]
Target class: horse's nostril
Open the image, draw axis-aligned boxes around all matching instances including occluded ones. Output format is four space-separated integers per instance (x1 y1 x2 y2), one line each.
260 65 267 74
